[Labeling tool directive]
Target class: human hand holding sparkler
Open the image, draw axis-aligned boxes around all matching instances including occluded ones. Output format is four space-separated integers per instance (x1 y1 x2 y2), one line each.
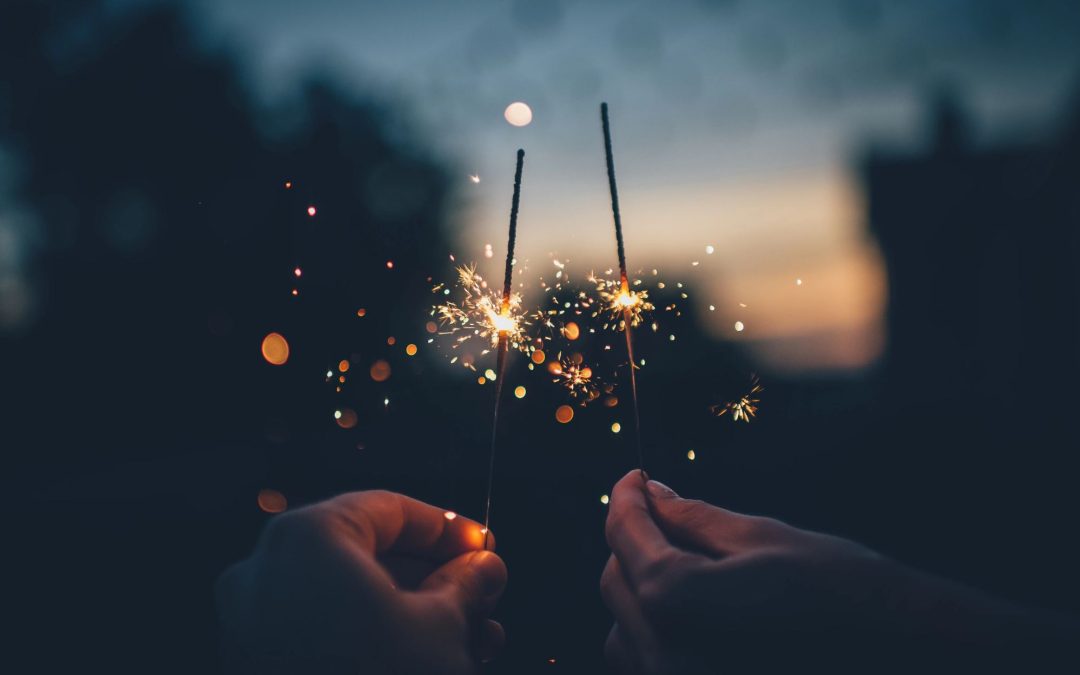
216 491 507 674
601 470 1079 673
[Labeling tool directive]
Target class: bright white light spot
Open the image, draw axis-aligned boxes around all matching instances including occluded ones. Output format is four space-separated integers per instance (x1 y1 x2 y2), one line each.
504 101 533 127
484 368 497 380
734 321 745 332
611 422 621 433
307 206 316 217
333 410 342 419
705 245 715 255
600 494 610 505
709 305 716 311
444 511 457 520
687 449 696 461
796 278 803 286
469 174 480 184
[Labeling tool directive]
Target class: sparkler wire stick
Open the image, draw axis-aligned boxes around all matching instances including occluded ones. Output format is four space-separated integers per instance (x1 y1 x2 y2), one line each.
482 148 524 548
601 102 645 475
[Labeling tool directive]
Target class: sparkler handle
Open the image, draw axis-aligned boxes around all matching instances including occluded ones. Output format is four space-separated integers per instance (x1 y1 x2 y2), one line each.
601 103 628 280
503 149 524 304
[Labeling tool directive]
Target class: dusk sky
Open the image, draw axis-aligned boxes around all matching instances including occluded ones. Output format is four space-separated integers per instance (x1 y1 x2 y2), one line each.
175 0 1080 371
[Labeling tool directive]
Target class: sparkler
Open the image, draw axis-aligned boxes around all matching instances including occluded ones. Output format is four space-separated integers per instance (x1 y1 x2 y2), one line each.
600 102 645 473
482 148 525 548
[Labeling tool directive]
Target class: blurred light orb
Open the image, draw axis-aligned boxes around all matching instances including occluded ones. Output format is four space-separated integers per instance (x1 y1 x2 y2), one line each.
611 422 621 433
386 260 394 269
600 494 610 505
705 245 715 255
484 368 497 380
734 321 745 332
307 206 316 216
425 321 438 334
338 359 350 372
562 322 580 340
444 511 457 521
531 349 546 364
357 308 367 317
261 332 290 365
504 101 533 127
514 386 526 399
687 449 696 461
555 405 574 424
796 278 803 286
335 408 358 429
293 267 302 277
405 343 418 356
387 336 396 346
370 359 392 382
257 488 288 513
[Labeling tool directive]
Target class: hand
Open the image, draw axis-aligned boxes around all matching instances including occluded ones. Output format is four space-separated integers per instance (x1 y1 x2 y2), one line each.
600 470 1077 673
216 491 507 674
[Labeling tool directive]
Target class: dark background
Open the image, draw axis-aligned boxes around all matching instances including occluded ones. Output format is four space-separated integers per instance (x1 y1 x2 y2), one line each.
4 1 1080 672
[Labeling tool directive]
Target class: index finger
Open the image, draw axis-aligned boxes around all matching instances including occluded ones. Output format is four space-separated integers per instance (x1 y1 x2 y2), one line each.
605 470 672 587
321 490 493 562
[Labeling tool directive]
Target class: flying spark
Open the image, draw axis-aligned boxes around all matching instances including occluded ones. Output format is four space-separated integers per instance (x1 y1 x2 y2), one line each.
711 375 763 423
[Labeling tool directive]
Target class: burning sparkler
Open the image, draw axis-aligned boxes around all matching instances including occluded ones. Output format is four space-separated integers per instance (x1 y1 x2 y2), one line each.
433 264 529 358
481 148 525 548
600 102 645 473
711 375 763 423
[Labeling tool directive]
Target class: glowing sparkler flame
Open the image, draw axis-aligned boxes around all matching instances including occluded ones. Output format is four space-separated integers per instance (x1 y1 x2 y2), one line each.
433 264 532 358
590 272 653 330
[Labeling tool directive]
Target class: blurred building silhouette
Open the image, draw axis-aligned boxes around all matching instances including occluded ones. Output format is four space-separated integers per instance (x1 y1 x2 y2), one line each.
862 90 1080 428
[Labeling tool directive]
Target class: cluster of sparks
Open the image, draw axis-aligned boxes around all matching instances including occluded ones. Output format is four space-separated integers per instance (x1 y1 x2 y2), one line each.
711 375 763 423
549 353 600 402
591 272 654 330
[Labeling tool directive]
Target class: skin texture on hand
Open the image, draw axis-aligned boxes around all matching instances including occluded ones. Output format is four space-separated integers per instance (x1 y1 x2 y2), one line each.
601 470 1079 674
216 491 507 675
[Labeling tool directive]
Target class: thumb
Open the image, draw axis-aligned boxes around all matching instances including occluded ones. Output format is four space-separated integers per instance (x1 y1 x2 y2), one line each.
646 480 748 557
419 550 507 617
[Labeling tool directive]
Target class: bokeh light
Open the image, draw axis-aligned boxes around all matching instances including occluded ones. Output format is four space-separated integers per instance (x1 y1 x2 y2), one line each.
257 488 288 513
405 343 418 356
335 408 358 429
260 332 289 365
370 359 392 382
514 385 526 399
504 101 533 127
338 359 350 372
555 405 574 424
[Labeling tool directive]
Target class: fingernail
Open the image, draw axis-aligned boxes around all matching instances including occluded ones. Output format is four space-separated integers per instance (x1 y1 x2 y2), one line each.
470 551 507 596
647 480 677 499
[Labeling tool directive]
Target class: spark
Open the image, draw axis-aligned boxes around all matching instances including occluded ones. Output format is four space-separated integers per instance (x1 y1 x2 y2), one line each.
470 174 481 183
444 511 457 521
550 354 599 401
307 206 316 217
711 375 763 423
293 267 302 277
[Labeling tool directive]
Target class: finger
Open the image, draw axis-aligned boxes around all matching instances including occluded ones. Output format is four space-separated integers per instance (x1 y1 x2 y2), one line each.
599 556 656 656
646 480 781 556
605 624 641 675
474 619 505 664
419 550 508 618
606 470 672 586
321 490 492 561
